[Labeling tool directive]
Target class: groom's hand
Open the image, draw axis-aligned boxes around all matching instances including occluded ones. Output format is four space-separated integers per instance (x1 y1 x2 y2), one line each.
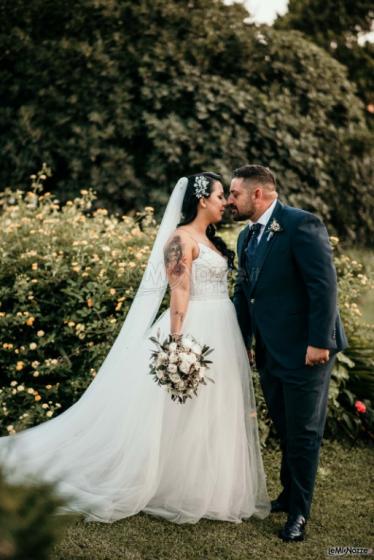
305 346 330 366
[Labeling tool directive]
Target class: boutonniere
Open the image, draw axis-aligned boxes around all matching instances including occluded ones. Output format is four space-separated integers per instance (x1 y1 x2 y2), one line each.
266 219 283 241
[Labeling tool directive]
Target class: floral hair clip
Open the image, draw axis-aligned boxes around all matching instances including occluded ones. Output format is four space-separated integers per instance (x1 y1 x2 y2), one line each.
194 175 210 199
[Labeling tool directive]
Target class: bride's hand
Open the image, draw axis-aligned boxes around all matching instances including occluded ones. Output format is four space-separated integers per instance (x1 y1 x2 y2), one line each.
247 349 255 366
171 333 182 341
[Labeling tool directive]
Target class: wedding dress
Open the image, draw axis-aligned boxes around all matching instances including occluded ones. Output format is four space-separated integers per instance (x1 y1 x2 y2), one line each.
0 179 270 524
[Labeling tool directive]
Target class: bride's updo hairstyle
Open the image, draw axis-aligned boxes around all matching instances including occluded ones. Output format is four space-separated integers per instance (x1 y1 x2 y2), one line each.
178 172 235 270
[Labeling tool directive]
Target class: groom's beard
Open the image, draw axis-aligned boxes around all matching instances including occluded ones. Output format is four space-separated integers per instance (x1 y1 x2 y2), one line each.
230 206 252 221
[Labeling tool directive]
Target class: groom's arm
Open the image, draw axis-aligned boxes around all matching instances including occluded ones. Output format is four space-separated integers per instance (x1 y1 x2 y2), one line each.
291 213 337 349
233 234 253 348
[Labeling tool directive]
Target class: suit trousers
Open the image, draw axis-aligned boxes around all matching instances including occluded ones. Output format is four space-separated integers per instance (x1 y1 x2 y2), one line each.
256 334 334 519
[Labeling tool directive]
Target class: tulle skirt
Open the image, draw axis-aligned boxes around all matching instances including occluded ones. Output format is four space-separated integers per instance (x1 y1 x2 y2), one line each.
0 297 270 524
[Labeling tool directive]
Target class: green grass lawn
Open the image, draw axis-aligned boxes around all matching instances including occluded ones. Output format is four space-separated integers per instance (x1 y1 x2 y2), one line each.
51 441 372 560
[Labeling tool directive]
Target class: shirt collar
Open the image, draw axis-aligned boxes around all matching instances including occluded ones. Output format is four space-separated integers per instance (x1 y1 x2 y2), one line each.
248 198 278 228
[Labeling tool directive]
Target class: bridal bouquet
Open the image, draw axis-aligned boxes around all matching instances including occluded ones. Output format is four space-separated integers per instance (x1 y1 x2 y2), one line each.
149 332 214 404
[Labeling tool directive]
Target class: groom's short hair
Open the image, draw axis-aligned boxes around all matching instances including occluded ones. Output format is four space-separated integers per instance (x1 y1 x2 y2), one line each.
233 164 276 189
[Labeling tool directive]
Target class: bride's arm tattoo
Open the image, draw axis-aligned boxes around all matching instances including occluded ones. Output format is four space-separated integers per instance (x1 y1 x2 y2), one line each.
164 235 186 276
173 310 185 321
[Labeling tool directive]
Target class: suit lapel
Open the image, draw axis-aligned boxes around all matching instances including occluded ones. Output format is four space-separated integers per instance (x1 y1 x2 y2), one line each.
248 200 285 296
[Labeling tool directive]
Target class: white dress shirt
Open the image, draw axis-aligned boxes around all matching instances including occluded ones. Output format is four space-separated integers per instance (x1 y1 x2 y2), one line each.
248 198 278 244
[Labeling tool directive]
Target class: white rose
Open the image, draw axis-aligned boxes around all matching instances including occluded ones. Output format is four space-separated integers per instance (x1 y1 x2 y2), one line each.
169 352 178 364
181 337 193 350
179 352 189 362
170 373 181 383
177 381 185 390
180 361 191 374
191 343 202 355
156 352 168 366
169 342 177 352
187 353 197 364
156 371 165 380
159 352 168 362
167 364 177 374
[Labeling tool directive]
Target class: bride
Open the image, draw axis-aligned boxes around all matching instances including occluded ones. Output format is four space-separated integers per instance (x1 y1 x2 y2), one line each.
0 173 270 524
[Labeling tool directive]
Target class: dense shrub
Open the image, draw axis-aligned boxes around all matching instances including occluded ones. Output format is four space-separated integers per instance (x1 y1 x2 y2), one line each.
0 176 372 443
0 467 72 560
0 0 372 243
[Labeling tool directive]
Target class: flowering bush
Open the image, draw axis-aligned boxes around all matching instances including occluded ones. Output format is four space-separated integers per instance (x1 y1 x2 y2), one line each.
0 169 157 435
0 175 372 443
327 240 374 442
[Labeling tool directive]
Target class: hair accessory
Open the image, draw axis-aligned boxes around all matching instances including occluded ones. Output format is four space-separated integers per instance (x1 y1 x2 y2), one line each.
193 175 210 199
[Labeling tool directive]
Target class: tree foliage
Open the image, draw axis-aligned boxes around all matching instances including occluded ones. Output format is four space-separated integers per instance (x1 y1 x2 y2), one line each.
275 0 374 120
0 0 372 242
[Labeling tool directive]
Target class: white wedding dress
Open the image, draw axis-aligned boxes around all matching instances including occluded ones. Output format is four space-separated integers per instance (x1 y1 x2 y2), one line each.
0 179 270 524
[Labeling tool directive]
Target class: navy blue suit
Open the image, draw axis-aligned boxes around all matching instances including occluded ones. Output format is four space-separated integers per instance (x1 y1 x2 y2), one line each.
233 200 348 518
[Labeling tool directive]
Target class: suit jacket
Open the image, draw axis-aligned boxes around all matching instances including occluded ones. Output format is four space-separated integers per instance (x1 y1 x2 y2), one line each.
232 200 348 370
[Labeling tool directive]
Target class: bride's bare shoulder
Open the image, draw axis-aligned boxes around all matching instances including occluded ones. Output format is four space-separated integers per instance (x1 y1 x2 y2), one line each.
164 228 198 262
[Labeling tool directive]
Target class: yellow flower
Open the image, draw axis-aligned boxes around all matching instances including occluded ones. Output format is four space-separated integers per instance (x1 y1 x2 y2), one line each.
46 411 54 417
29 342 37 350
46 384 52 389
31 360 40 368
109 288 116 295
31 262 38 270
34 394 42 401
37 330 45 337
33 371 40 377
26 317 35 326
86 298 94 307
16 361 25 371
115 301 123 311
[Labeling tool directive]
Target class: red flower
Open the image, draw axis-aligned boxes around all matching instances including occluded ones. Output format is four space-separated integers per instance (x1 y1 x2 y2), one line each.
355 400 366 414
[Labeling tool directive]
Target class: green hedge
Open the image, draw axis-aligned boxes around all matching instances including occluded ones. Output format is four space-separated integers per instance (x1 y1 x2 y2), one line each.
0 175 372 443
0 466 72 560
0 0 373 243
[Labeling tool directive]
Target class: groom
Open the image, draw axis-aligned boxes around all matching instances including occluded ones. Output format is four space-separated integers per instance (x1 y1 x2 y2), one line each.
228 165 347 542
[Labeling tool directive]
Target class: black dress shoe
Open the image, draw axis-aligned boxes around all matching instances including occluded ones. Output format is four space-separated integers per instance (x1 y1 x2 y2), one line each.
279 514 306 542
270 499 289 513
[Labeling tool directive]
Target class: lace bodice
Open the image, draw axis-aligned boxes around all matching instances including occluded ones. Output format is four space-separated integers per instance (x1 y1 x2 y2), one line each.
189 243 229 301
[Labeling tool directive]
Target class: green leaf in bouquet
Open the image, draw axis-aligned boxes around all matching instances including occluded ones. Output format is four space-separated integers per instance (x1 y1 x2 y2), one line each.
148 336 160 345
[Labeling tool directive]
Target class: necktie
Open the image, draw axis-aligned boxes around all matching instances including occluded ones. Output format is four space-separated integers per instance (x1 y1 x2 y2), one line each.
246 223 262 262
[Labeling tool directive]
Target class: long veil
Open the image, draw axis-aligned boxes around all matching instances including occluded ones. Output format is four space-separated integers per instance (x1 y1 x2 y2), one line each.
0 178 188 519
